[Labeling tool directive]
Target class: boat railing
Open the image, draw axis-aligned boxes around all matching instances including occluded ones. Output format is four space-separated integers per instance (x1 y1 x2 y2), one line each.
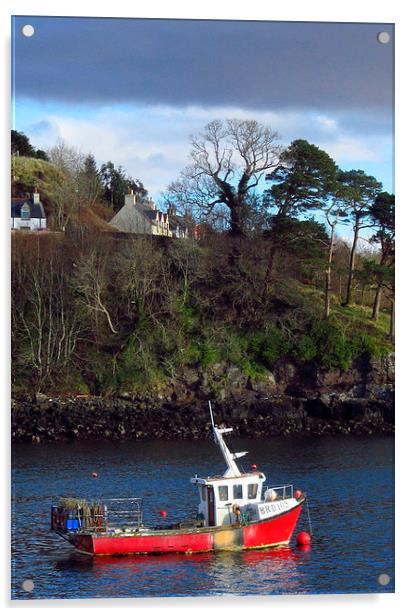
51 497 144 533
263 484 294 501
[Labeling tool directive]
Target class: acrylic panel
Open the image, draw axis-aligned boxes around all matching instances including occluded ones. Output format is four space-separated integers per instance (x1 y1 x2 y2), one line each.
11 16 395 600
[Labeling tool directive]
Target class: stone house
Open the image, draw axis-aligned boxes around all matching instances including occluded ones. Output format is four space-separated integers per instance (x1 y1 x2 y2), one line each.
110 191 172 236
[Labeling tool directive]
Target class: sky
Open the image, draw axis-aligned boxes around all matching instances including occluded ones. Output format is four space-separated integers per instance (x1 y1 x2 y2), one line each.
12 16 394 221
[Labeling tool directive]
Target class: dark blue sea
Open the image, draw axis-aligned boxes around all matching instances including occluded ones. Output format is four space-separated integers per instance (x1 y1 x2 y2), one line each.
11 434 394 599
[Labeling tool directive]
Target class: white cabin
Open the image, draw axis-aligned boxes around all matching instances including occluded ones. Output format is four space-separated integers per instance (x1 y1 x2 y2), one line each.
191 471 266 527
191 403 299 528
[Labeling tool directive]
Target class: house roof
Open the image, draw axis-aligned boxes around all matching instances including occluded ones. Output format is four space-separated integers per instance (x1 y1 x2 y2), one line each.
169 214 188 231
144 209 158 221
110 198 174 234
11 199 46 219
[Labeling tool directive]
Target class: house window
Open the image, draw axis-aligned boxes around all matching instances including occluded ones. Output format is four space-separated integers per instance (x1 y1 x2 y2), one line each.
218 486 228 501
21 204 31 220
248 484 258 499
233 484 243 499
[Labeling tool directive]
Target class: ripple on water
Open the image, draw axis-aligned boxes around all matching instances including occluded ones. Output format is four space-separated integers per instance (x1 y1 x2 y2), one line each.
11 435 394 599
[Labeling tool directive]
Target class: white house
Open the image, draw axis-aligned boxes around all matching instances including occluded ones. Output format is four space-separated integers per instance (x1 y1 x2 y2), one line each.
167 205 189 239
11 192 47 232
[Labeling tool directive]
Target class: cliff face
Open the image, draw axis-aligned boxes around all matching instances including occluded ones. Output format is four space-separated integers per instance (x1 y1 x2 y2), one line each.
11 354 394 442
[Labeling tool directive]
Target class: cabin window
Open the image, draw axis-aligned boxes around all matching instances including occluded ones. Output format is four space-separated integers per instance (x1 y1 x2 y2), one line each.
233 484 243 499
21 204 31 220
218 486 228 501
201 486 207 501
248 484 258 499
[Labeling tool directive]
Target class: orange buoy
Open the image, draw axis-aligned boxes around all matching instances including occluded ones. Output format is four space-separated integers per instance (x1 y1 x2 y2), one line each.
296 531 312 546
251 464 257 471
294 489 303 499
160 510 167 518
91 472 98 478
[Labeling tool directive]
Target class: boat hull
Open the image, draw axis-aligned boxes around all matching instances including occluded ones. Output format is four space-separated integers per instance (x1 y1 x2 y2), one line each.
69 502 303 556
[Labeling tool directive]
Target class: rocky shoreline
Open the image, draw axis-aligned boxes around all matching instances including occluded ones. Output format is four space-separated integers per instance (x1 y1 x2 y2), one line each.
11 354 394 443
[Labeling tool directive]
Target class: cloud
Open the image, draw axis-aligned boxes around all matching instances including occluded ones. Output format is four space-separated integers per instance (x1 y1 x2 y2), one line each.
20 102 393 196
13 17 393 195
13 17 394 112
317 136 378 162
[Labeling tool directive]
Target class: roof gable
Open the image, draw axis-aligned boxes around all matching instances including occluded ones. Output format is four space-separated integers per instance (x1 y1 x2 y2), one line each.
11 199 46 219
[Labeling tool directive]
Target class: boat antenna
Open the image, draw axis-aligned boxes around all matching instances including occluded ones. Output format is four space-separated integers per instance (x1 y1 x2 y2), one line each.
208 400 247 478
209 400 215 428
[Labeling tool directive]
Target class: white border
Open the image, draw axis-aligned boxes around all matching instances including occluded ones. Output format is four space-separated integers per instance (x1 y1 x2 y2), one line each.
2 0 410 613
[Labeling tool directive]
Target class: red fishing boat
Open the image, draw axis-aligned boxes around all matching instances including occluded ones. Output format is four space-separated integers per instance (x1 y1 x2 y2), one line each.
51 403 306 556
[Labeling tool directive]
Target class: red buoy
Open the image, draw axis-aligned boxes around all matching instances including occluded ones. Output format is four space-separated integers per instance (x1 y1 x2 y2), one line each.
160 510 167 518
294 489 303 499
91 472 98 478
296 531 312 546
297 543 311 553
251 464 257 471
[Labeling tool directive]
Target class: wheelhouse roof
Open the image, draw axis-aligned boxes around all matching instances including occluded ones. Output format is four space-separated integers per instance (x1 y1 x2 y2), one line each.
191 472 264 484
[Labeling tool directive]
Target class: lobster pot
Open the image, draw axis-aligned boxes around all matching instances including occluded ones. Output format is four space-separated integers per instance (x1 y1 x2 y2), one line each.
51 505 70 531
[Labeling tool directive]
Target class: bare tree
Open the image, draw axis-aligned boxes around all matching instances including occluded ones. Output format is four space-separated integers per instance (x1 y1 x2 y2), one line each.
48 139 85 230
165 119 283 237
48 138 85 175
11 236 80 394
74 247 118 335
48 140 103 230
116 237 165 322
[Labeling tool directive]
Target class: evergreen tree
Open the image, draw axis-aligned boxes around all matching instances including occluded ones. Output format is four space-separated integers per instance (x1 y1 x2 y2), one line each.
100 161 148 212
11 130 49 161
264 139 338 219
369 192 395 320
336 170 382 306
79 154 103 208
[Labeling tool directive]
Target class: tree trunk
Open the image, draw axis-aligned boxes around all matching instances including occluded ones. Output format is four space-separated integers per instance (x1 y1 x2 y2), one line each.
229 201 245 238
372 284 383 320
324 225 335 319
227 203 245 267
261 243 276 305
390 299 395 342
344 223 359 306
360 287 364 305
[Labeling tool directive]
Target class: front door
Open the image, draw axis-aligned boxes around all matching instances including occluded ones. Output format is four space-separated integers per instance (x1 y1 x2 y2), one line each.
207 486 215 526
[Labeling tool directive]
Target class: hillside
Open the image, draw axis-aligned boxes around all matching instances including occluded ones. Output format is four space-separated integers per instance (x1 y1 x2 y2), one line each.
11 155 65 208
11 155 117 232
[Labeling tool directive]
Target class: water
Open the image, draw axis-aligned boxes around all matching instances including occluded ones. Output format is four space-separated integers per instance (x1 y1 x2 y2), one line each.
11 435 394 599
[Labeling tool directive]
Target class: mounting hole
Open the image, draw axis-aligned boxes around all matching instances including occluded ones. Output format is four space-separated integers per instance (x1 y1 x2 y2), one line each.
377 31 390 44
378 573 390 586
22 579 34 592
21 24 35 38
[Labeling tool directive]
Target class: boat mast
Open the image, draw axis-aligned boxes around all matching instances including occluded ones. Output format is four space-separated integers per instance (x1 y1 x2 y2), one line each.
209 401 248 477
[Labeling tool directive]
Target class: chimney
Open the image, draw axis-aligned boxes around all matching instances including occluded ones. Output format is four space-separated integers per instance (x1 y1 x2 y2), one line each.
32 191 40 204
125 189 136 207
168 205 177 217
147 198 156 210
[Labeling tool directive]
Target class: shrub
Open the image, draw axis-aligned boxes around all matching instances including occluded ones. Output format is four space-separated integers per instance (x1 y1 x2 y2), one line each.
293 334 317 361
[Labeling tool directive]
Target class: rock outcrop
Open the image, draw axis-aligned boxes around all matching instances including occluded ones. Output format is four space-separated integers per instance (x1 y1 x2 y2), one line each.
11 354 394 442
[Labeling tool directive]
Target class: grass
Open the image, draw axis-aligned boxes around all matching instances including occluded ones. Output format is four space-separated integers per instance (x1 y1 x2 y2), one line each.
12 156 65 201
